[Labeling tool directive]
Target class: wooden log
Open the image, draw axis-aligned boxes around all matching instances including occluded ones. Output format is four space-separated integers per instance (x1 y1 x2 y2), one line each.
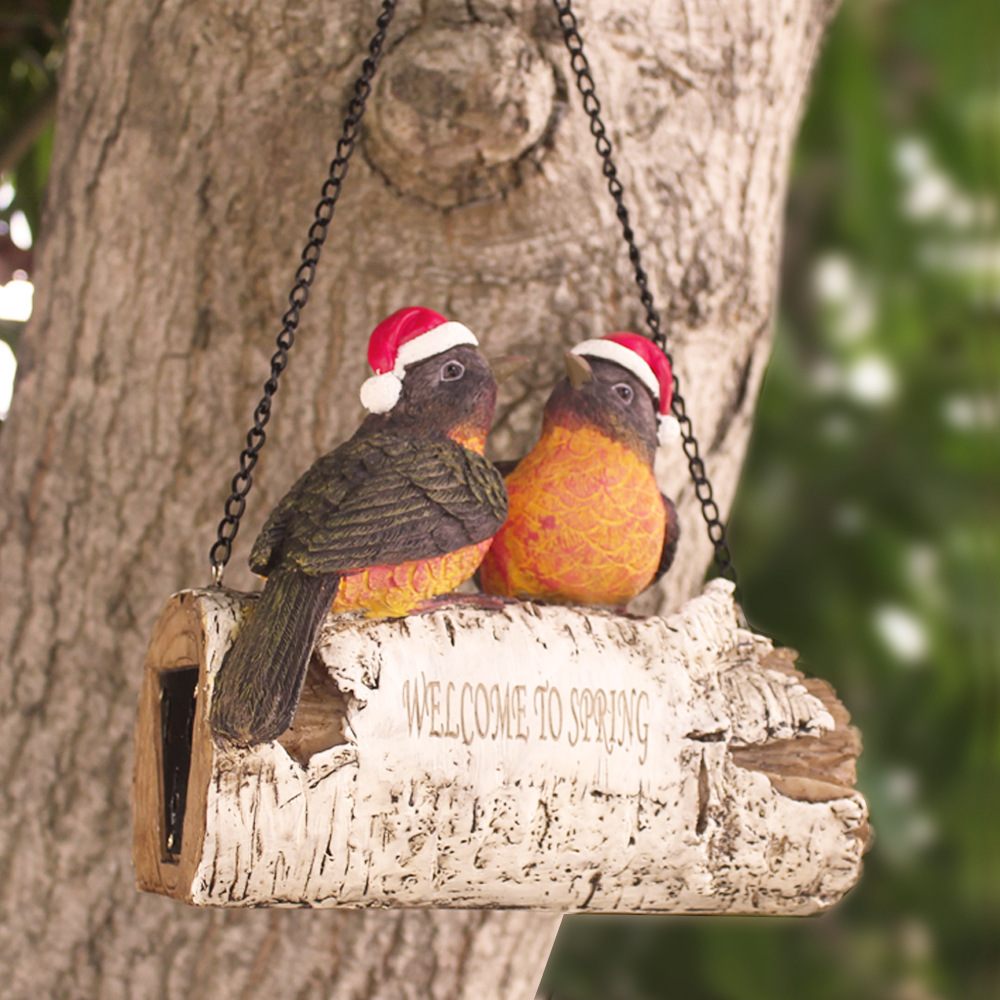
131 580 869 912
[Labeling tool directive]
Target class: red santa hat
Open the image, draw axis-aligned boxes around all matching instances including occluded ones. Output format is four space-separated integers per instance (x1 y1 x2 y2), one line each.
360 306 479 414
570 332 681 445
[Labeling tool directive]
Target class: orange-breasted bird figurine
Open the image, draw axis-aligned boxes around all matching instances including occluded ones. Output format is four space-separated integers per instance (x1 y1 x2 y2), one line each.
211 307 509 745
479 332 680 608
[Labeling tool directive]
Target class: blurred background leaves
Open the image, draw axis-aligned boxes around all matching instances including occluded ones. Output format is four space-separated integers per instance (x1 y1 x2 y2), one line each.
0 0 67 414
0 0 65 259
1 0 996 996
544 0 999 997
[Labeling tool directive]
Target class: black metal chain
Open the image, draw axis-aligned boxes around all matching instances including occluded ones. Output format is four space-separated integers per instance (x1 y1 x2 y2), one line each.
208 1 397 585
552 0 738 585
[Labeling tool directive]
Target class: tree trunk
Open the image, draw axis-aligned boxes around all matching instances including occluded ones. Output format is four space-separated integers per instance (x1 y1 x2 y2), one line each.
0 0 838 997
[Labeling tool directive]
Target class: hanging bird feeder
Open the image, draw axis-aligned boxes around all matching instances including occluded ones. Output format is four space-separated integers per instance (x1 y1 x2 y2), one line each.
131 0 869 911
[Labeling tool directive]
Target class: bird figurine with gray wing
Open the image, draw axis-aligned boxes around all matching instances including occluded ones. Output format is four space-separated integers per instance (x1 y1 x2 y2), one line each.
211 307 509 746
479 332 680 608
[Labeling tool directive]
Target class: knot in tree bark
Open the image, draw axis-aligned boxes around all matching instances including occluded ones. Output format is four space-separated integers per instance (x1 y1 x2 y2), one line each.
364 24 557 208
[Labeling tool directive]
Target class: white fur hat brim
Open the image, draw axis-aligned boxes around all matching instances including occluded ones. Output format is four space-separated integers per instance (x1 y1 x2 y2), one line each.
392 321 478 376
571 338 661 402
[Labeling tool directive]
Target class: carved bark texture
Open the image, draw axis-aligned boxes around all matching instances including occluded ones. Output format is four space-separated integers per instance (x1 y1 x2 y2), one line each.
0 0 838 997
133 582 866 913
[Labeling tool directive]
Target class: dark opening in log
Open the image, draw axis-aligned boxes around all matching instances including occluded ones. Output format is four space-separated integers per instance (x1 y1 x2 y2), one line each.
160 666 198 859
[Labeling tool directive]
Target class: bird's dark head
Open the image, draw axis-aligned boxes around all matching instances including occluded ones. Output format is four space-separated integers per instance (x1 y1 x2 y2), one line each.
358 308 504 450
387 345 498 449
544 354 659 465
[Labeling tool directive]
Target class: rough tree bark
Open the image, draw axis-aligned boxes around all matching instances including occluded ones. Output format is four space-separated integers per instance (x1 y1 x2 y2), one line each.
0 1 839 998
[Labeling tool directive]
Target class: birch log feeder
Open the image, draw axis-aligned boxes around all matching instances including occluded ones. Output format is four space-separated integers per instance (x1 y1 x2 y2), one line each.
132 581 869 912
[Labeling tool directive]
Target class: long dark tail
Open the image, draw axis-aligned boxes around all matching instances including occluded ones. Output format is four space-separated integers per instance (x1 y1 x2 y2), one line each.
210 569 341 745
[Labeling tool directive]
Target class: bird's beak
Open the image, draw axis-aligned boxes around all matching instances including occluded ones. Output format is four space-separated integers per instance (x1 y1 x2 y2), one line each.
489 355 530 384
564 351 594 389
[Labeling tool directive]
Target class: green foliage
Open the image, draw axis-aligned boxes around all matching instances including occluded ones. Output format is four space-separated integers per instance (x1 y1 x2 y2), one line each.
544 0 1000 997
0 0 68 235
0 2 68 422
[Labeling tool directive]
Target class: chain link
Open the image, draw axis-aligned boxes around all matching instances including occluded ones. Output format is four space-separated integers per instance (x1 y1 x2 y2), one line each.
208 0 398 584
552 0 738 585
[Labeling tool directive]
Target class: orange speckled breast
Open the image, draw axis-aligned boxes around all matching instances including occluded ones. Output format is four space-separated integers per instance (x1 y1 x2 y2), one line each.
332 538 493 618
479 424 665 606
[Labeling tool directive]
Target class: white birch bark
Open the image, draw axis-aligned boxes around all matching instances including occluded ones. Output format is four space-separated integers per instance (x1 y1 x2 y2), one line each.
0 0 840 997
132 582 866 913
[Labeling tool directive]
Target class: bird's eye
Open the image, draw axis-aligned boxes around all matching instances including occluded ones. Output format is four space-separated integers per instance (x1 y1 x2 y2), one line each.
440 360 466 382
613 382 634 404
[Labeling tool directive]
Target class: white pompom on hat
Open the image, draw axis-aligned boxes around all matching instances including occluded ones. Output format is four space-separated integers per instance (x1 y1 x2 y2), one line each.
570 332 680 446
360 307 479 414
